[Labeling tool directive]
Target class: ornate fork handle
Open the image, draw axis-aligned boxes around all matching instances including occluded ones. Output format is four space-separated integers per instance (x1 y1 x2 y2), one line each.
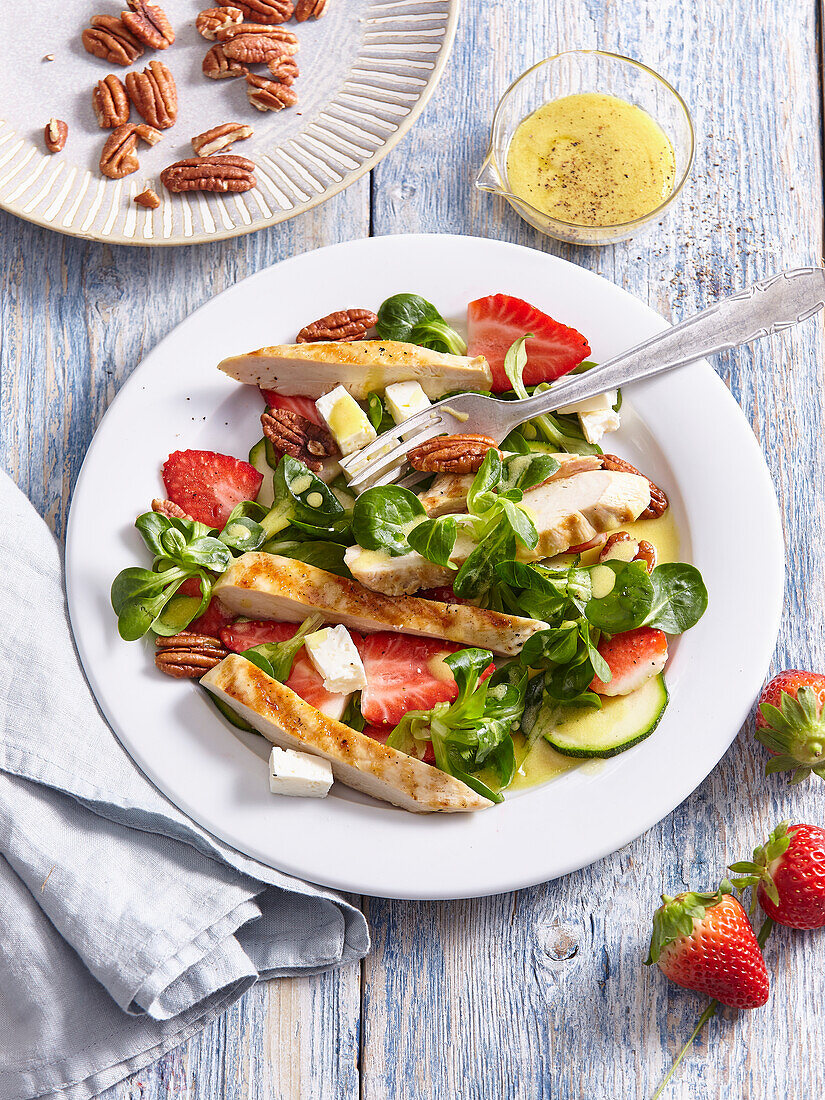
521 266 825 416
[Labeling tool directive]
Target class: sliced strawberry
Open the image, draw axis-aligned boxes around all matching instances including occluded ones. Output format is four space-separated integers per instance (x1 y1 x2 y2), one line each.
363 723 436 765
162 449 262 529
176 578 236 638
356 632 494 727
569 534 608 554
220 620 349 720
467 294 591 392
260 389 324 426
590 627 668 696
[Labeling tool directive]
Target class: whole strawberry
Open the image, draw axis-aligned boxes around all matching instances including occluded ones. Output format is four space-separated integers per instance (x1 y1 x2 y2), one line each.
755 670 825 782
646 881 769 1008
730 821 825 929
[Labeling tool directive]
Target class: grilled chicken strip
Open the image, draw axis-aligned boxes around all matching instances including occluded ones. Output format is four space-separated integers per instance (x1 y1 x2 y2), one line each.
202 655 493 813
218 341 493 400
346 469 651 596
213 554 546 656
418 452 604 518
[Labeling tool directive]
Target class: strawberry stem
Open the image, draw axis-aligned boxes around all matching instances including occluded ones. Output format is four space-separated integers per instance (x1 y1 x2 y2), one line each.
650 918 773 1100
650 1001 718 1100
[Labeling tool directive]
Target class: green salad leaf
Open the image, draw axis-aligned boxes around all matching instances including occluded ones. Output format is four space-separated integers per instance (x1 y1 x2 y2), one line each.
264 538 353 578
351 485 425 557
376 293 467 355
387 648 528 803
241 614 324 682
366 392 395 434
645 564 708 633
584 560 655 634
407 516 458 568
111 512 231 640
502 335 602 456
260 455 345 540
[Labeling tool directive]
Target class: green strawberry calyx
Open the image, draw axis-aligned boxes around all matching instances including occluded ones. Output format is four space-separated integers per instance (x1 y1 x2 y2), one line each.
645 880 734 966
756 687 825 783
729 820 793 911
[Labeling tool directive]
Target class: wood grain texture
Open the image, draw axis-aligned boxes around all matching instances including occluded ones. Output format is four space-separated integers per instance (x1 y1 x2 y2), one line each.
2 0 825 1097
365 0 825 1098
0 181 368 1100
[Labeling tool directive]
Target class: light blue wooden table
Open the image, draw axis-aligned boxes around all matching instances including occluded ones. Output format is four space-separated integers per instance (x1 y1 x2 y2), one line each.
3 1 824 1097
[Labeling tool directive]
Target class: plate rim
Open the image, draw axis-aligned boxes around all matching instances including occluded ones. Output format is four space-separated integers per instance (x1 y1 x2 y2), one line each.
0 3 459 247
65 233 785 898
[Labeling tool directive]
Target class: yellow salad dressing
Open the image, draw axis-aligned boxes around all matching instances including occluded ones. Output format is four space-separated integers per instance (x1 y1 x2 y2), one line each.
510 508 681 790
506 93 676 227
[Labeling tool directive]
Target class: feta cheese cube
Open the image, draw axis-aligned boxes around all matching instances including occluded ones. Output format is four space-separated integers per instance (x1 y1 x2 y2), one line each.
556 390 620 445
384 381 431 424
578 408 620 445
269 746 333 798
557 390 617 415
338 438 393 482
315 386 376 456
304 624 368 693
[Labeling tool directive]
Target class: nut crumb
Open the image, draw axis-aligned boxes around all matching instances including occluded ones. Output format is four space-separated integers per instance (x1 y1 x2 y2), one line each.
135 187 161 209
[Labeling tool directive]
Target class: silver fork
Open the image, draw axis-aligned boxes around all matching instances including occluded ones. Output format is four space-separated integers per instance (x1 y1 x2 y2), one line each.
345 266 825 494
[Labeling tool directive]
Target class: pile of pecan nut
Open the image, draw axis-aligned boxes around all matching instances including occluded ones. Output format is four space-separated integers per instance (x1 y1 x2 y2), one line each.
44 0 329 203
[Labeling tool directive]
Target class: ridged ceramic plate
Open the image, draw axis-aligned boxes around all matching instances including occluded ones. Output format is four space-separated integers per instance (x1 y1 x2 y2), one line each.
66 235 784 899
0 0 457 245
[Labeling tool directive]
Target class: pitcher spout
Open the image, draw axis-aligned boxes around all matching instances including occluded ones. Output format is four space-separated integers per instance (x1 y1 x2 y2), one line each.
474 153 505 194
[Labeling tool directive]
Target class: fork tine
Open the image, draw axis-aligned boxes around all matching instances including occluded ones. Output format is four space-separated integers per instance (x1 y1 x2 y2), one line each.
345 408 443 468
346 421 443 493
397 470 431 490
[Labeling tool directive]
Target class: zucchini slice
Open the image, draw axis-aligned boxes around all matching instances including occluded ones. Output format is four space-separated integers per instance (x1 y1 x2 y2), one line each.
543 674 668 758
248 437 276 508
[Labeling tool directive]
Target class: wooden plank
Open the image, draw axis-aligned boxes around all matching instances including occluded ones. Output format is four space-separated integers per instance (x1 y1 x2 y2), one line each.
365 1 825 1097
0 181 368 1100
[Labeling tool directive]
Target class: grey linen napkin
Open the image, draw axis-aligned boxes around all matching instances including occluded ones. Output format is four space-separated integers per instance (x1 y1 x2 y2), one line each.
0 470 369 1100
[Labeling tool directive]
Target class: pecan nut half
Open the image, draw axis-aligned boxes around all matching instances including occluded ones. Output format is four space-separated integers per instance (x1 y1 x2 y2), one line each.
135 187 161 209
223 31 293 63
99 123 161 179
202 43 248 79
122 0 175 49
600 454 669 519
126 61 178 130
160 155 257 193
233 0 294 23
155 633 228 678
152 497 193 519
599 531 657 573
92 74 130 128
246 72 298 111
44 118 68 153
295 0 327 18
82 15 144 66
261 409 338 472
266 54 299 84
192 122 253 156
408 434 499 475
196 6 245 39
217 23 298 53
297 308 377 343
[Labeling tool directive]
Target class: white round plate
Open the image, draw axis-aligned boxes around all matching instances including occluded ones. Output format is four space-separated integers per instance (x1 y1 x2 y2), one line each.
66 234 784 899
0 1 456 245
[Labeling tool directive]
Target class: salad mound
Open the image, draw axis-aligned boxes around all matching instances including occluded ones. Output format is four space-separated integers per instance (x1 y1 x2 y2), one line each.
112 290 707 812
